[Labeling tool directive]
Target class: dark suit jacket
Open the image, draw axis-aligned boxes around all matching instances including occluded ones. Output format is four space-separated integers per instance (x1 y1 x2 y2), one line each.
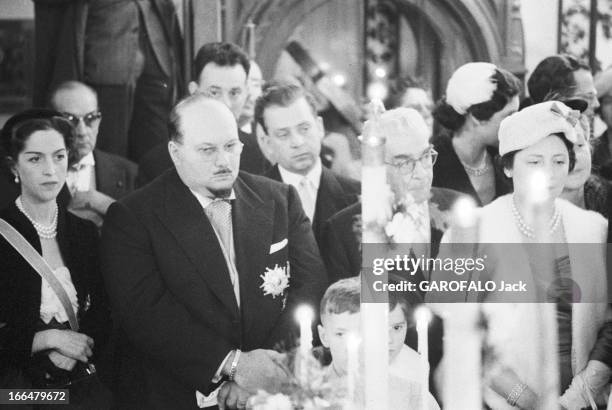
432 135 510 206
0 203 110 377
320 187 462 284
137 130 269 188
93 149 137 199
100 169 327 409
266 165 360 250
33 0 183 102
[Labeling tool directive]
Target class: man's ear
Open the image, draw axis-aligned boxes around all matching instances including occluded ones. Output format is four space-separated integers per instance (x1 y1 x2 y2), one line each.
316 116 325 138
318 324 329 348
168 140 180 166
188 81 198 95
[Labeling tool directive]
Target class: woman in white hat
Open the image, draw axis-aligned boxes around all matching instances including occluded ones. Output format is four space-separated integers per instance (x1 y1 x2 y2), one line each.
432 62 521 206
429 101 611 409
473 101 609 409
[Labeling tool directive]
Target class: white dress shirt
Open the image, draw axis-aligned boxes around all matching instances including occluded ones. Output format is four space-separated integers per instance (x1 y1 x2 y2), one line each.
278 159 322 222
189 189 239 408
39 267 79 324
66 152 96 193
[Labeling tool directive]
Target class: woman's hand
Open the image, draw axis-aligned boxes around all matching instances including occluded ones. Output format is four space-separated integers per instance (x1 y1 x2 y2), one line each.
48 351 77 371
38 329 94 363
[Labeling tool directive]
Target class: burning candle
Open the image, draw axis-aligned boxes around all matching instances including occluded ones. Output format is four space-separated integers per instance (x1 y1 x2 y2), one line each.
450 196 479 243
416 306 432 410
361 100 390 409
295 305 313 384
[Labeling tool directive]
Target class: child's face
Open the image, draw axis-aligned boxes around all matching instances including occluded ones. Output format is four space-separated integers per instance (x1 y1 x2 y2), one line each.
318 311 361 374
389 305 408 362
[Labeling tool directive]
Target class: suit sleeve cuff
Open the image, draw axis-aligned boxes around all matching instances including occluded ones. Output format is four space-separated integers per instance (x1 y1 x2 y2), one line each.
212 350 233 383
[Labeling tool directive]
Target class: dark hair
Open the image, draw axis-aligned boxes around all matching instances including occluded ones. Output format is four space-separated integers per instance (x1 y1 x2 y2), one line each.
500 132 576 175
254 81 318 134
192 42 250 82
527 54 590 103
385 76 429 109
1 109 76 168
433 67 522 132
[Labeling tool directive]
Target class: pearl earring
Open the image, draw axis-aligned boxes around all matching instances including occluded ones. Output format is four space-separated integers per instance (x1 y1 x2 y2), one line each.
14 174 19 184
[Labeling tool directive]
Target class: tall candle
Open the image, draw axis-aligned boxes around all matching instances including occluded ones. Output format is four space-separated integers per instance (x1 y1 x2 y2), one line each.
361 100 389 409
346 333 360 407
416 306 432 410
295 305 313 384
441 305 482 410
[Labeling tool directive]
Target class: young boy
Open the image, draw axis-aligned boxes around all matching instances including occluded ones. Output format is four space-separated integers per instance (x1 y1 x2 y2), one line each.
318 277 440 409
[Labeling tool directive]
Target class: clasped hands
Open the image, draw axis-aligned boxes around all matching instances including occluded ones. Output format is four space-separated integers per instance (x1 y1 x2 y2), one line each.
218 349 288 410
33 329 94 372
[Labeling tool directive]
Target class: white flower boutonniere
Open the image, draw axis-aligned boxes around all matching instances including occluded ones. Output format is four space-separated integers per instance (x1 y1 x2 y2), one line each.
260 262 291 299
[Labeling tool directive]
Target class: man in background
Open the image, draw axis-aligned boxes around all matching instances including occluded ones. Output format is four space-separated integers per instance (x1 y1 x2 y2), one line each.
51 81 137 226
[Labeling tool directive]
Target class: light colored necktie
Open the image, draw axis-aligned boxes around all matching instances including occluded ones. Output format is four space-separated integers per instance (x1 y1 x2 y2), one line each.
205 199 240 305
298 177 316 222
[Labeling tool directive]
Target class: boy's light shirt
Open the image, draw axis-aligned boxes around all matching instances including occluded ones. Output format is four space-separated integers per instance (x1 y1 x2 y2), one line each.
323 345 440 410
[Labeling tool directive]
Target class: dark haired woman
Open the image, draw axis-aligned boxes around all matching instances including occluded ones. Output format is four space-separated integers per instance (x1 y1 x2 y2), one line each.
0 109 110 408
432 62 521 206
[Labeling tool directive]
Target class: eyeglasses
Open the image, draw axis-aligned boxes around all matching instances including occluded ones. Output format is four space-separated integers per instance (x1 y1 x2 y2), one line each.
385 147 438 174
61 111 102 128
197 140 244 161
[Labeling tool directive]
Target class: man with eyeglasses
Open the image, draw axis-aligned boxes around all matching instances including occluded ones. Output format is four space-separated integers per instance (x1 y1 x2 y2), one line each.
50 81 137 227
137 42 270 187
101 95 326 409
321 107 462 283
256 82 360 253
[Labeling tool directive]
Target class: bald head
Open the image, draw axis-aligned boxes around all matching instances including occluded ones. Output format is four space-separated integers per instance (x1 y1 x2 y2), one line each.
169 94 237 143
168 95 242 196
50 81 100 159
51 81 98 110
365 107 432 202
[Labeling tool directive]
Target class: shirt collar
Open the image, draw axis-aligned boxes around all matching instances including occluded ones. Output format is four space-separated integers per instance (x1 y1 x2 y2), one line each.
75 152 95 168
278 158 322 190
189 188 236 209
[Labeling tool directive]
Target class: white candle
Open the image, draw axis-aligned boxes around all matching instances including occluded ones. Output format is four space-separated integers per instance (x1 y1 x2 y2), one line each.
361 103 390 409
346 333 360 406
295 305 313 384
441 305 482 410
416 306 432 410
450 196 479 244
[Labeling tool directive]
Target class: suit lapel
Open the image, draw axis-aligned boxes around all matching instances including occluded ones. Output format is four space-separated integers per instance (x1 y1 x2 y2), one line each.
155 171 239 317
267 166 282 183
232 176 274 334
313 169 348 238
93 150 118 198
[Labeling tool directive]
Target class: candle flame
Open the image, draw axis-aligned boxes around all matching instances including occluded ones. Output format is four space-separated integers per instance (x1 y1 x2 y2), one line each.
415 306 432 327
528 170 549 204
452 196 478 228
295 305 314 324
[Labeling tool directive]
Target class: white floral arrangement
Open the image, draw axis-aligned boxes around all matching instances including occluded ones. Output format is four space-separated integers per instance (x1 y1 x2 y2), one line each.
246 349 344 410
260 263 291 299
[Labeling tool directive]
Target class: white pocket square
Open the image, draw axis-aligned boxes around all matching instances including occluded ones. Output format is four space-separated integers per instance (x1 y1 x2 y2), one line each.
269 238 288 254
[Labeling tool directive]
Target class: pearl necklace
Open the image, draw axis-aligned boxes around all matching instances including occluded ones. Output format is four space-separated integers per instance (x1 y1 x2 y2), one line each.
16 197 58 239
511 196 561 239
460 151 490 177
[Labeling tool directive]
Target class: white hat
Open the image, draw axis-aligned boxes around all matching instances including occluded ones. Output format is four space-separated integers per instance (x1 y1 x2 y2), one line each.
498 101 579 156
446 62 497 115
